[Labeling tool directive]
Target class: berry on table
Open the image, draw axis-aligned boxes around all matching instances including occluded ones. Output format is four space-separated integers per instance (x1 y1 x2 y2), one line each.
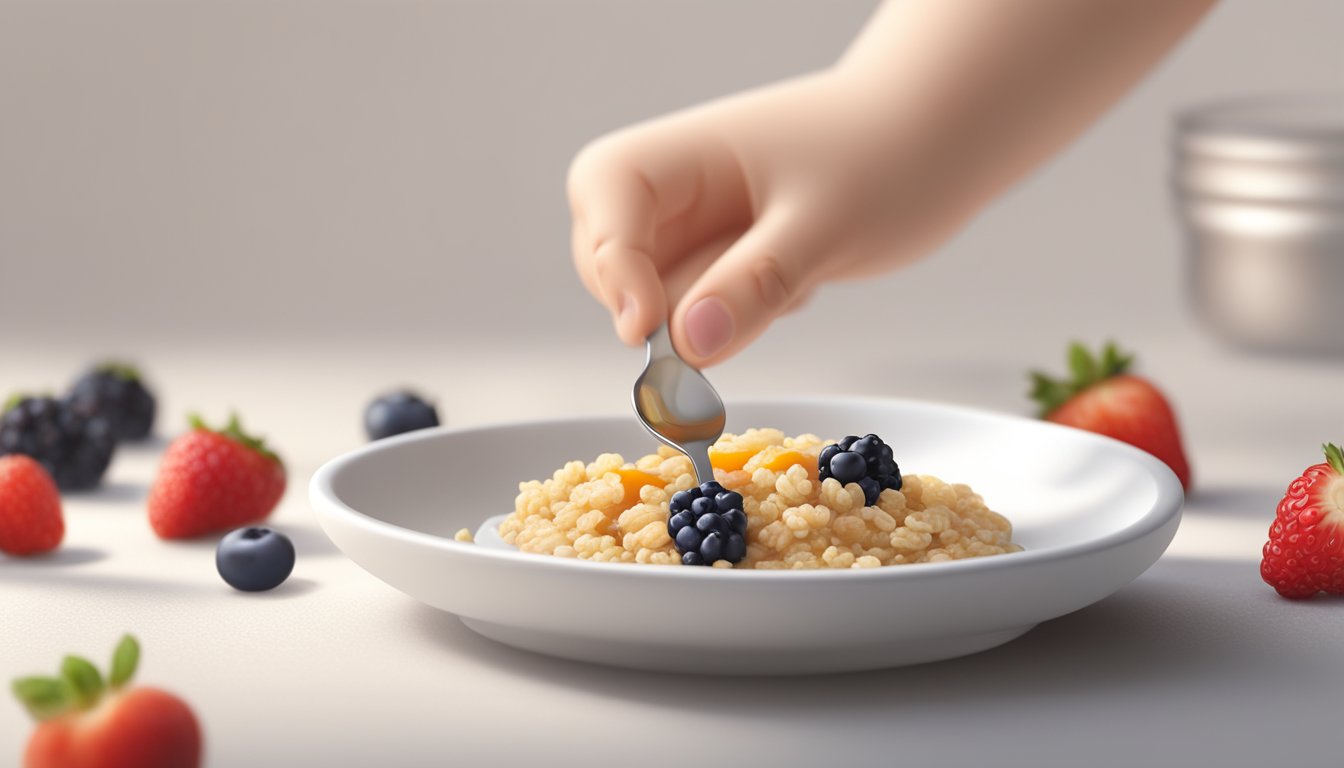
667 481 747 566
65 362 157 441
148 413 286 539
1261 443 1344 599
364 390 440 441
216 526 296 591
0 455 64 556
818 433 902 506
0 396 115 490
1030 341 1192 490
11 634 202 768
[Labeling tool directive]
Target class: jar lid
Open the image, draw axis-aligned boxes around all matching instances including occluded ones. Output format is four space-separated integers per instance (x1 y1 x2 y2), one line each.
1174 93 1344 203
1177 93 1344 162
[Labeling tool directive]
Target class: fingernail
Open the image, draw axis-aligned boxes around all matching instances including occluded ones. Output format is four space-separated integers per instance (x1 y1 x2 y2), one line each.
685 297 733 359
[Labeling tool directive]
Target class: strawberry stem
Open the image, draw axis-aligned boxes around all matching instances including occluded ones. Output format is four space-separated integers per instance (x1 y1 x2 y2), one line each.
12 634 143 722
1029 341 1135 418
188 412 282 466
1324 443 1344 475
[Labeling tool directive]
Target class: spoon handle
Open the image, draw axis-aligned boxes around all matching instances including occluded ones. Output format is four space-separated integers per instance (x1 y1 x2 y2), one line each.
684 439 716 489
645 323 675 361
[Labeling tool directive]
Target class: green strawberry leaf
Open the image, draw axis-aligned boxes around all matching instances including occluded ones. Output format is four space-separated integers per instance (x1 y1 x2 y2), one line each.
60 656 104 709
188 412 283 467
109 634 139 689
12 677 75 722
1323 443 1344 475
1068 343 1097 387
1029 341 1136 419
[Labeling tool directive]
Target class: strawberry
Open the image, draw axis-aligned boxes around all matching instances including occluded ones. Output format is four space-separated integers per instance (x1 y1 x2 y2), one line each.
0 455 64 556
147 413 285 540
1261 444 1344 599
12 634 202 768
1029 342 1192 490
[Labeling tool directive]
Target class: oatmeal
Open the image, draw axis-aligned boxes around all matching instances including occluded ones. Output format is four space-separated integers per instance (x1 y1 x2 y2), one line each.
497 428 1020 569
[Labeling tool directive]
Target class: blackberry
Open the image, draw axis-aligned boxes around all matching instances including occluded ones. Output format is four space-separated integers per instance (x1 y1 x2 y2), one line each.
0 396 115 490
818 433 901 506
65 362 157 441
364 390 440 441
668 481 747 566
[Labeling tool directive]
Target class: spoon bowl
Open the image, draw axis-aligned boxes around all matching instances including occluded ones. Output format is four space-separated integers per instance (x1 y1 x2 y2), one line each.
631 324 726 484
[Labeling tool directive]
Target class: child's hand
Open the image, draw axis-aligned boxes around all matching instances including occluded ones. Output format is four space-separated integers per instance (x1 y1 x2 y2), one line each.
568 72 967 367
568 0 1214 367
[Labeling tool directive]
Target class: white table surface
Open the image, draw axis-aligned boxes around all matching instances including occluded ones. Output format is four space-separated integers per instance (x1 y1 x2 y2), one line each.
3 324 1342 767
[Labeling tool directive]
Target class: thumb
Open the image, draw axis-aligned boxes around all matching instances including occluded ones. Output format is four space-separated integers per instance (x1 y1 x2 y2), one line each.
671 208 824 367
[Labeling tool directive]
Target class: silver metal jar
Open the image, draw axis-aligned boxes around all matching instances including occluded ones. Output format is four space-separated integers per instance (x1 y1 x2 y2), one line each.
1173 94 1344 354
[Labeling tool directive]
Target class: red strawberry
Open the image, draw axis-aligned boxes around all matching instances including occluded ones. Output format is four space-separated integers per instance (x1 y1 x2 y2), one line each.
1029 342 1192 490
147 413 285 539
1261 443 1344 599
12 634 202 768
0 455 64 556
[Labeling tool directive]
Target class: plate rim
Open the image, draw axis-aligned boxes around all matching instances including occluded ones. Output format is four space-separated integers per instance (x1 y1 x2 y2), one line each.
309 395 1184 583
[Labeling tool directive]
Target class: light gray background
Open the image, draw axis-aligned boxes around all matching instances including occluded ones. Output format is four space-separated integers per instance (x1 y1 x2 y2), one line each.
1 0 1341 355
4 3 1344 767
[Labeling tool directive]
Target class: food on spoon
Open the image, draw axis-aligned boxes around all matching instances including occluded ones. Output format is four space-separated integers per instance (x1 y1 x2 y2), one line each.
11 634 203 768
148 414 286 539
0 455 64 556
65 362 157 442
364 390 440 441
0 396 116 490
498 428 1018 569
215 526 295 592
1261 443 1344 599
1029 341 1192 490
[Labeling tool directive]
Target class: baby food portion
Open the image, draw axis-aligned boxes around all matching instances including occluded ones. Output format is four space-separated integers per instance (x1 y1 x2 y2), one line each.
498 429 1020 569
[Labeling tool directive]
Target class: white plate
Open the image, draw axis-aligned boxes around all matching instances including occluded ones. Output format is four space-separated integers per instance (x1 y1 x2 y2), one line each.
309 398 1183 675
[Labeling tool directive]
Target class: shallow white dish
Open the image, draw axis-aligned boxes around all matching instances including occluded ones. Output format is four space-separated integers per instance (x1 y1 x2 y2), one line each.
310 398 1183 675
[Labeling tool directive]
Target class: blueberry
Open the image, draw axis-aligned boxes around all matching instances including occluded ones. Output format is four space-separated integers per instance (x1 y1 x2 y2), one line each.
829 452 867 485
698 481 724 496
700 531 724 562
851 435 878 458
696 514 726 535
714 491 743 512
668 510 694 534
858 477 881 506
670 490 694 511
674 526 703 553
723 533 746 563
723 509 747 535
818 444 841 468
690 496 715 517
681 551 704 566
364 390 440 441
216 527 295 592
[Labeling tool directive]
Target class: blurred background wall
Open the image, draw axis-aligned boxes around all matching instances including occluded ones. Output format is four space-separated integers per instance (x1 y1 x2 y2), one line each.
0 0 1340 357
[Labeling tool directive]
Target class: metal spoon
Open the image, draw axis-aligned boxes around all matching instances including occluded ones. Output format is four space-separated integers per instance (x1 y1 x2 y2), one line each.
632 323 725 485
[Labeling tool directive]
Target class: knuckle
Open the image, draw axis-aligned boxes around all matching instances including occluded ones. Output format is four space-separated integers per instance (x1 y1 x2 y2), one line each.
752 254 795 311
